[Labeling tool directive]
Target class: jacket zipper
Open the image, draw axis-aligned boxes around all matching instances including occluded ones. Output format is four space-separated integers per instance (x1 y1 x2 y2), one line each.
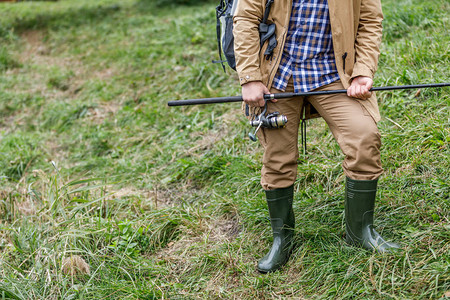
342 52 348 73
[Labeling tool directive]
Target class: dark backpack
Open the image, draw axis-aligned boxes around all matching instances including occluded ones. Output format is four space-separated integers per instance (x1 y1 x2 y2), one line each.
214 0 276 71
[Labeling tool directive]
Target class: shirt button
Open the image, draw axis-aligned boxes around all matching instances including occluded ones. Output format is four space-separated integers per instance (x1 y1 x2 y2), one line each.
246 75 250 79
300 20 306 25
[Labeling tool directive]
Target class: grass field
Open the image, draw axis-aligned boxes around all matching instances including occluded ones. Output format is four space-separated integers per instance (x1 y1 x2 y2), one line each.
0 0 449 298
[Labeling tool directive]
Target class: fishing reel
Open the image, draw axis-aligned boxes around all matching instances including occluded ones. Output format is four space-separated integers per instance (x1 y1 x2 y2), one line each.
248 100 288 141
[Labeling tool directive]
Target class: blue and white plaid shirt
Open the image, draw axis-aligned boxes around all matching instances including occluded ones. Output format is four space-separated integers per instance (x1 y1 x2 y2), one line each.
272 0 340 93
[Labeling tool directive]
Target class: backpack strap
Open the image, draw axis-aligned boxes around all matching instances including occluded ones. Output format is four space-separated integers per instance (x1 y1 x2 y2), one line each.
214 0 227 71
262 0 274 24
259 0 277 60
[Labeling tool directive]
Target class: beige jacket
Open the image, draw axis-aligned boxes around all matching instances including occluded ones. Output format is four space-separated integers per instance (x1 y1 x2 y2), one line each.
233 0 383 121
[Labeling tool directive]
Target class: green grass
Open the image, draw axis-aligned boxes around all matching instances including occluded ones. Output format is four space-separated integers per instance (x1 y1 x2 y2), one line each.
0 0 449 298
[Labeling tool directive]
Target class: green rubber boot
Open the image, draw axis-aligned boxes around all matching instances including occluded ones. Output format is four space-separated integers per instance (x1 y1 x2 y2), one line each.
345 177 400 252
257 185 295 273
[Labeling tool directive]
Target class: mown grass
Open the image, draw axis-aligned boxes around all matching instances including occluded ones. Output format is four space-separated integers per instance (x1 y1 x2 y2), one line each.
0 0 449 298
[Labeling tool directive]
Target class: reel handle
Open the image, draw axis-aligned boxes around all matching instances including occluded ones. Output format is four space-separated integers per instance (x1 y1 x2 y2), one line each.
249 121 263 142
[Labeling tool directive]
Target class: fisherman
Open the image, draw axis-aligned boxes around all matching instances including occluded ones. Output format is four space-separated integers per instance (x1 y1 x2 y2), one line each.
233 0 400 273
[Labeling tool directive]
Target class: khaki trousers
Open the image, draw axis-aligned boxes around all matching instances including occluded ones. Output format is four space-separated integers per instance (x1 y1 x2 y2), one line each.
249 79 383 190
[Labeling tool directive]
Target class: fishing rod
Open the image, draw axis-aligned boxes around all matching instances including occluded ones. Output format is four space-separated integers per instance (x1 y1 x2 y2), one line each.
169 82 449 142
167 83 450 106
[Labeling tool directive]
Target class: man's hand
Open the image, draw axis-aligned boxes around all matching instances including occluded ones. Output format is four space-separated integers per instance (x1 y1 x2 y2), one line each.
242 81 274 107
347 76 373 100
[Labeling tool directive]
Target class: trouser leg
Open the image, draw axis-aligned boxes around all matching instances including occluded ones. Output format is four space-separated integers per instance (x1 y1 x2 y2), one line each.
257 80 303 190
307 80 383 180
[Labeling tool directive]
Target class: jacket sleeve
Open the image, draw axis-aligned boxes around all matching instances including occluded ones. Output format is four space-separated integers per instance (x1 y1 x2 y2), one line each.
352 0 383 79
233 0 264 85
